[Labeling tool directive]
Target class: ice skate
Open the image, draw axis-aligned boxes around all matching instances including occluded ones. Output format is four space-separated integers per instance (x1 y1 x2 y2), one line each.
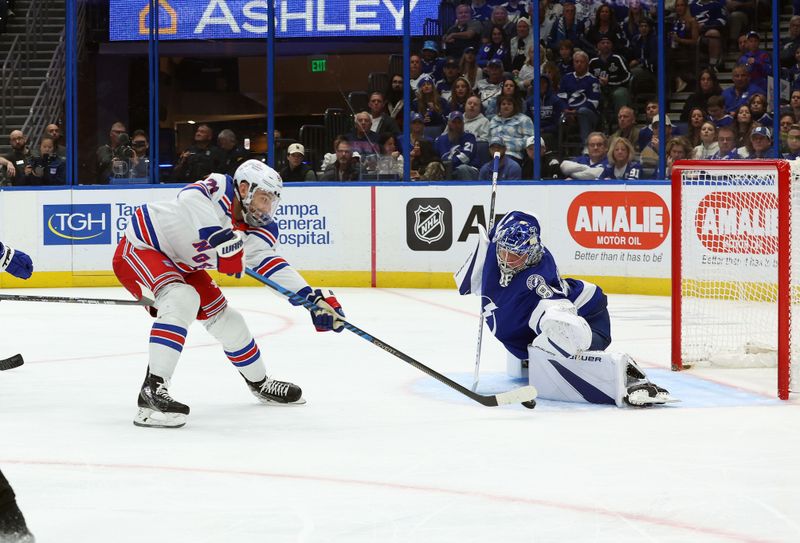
623 361 675 407
247 376 305 405
134 373 190 428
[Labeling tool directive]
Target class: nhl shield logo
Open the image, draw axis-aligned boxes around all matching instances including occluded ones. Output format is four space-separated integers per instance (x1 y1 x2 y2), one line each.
414 205 445 244
406 198 452 251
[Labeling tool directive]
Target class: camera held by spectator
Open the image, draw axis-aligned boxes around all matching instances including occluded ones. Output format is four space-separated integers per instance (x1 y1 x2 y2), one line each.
112 133 135 177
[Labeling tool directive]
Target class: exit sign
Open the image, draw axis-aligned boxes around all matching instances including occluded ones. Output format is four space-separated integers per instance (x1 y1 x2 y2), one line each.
310 57 327 73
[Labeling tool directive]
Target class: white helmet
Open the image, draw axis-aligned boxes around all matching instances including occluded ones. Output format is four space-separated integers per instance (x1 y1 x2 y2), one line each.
233 159 282 227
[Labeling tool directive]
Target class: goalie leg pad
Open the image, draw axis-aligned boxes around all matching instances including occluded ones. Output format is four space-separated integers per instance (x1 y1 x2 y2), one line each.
536 305 593 357
203 306 267 384
528 336 629 406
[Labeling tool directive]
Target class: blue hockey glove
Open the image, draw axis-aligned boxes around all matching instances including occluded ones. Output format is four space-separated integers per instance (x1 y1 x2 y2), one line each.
306 288 345 333
0 242 33 280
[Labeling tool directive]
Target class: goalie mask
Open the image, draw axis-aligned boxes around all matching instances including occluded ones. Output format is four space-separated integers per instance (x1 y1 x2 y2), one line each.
494 219 543 287
234 160 282 227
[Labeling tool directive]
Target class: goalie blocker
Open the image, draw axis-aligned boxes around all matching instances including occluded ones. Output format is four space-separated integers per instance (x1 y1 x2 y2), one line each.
455 210 674 407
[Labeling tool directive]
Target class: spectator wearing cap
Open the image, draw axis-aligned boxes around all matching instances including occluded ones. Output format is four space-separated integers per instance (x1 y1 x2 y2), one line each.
747 126 777 159
482 6 516 43
463 95 490 141
488 95 534 162
547 1 590 56
459 46 485 89
722 64 760 116
477 25 510 71
476 59 506 112
280 143 317 182
367 91 400 137
478 137 521 181
436 57 462 101
443 4 482 60
435 111 480 181
504 0 529 24
712 125 743 160
559 50 601 144
411 75 450 130
528 74 563 151
470 0 492 22
521 136 561 179
588 34 632 116
561 132 609 180
346 111 381 157
421 41 445 81
409 113 428 147
509 18 531 72
738 31 771 94
602 137 642 181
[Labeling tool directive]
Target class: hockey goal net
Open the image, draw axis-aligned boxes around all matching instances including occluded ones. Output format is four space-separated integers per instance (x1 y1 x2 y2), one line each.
671 159 798 400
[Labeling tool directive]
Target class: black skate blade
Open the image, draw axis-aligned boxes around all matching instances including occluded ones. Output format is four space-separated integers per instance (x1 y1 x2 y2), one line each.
0 354 24 371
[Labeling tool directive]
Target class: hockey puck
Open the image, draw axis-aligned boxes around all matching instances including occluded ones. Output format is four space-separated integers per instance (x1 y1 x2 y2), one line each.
521 400 536 409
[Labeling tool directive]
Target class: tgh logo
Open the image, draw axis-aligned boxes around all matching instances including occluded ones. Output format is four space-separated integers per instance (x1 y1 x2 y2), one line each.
406 198 452 251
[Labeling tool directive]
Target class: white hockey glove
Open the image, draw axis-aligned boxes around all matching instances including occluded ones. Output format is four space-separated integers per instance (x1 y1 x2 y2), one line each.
537 305 592 357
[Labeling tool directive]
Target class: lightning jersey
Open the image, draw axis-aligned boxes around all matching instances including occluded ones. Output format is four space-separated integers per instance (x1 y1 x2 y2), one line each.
124 173 308 293
455 211 609 359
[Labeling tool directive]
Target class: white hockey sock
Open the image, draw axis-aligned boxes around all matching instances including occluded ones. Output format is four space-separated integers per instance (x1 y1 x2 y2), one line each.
527 335 627 407
148 283 200 380
203 307 267 383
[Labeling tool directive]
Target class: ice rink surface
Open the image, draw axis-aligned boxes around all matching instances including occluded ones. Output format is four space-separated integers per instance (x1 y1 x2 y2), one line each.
1 286 798 543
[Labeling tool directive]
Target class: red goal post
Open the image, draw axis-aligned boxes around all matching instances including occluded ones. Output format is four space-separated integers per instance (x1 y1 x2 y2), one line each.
671 160 794 400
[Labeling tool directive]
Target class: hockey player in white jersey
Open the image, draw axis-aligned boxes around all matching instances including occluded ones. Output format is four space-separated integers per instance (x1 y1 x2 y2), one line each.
455 210 673 407
112 160 345 428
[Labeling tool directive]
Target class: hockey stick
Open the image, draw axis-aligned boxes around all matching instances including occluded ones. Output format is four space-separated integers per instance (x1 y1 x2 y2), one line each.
245 268 537 408
0 354 24 371
471 152 501 392
0 292 154 306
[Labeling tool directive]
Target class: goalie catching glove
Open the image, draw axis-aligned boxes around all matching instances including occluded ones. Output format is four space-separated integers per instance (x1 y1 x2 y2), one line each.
208 228 244 277
294 287 345 332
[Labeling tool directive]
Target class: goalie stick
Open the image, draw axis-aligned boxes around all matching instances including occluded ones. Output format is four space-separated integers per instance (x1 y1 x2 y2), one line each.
0 354 23 371
245 268 537 408
471 152 501 392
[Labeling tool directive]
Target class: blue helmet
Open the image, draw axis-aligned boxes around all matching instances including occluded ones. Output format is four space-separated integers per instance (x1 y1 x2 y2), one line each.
494 218 543 285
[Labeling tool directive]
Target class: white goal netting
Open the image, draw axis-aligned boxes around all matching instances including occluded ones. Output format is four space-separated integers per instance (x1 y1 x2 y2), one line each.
674 160 799 398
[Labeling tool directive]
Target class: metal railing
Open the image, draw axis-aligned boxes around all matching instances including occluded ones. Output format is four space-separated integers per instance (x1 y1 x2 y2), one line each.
24 0 52 73
1 35 22 130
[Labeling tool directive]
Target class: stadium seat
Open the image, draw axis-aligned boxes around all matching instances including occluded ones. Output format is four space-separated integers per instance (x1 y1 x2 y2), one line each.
347 91 369 114
324 108 353 150
299 124 326 171
368 72 389 95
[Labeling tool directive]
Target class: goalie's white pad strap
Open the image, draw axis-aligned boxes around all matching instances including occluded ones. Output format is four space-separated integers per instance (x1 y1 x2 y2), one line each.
535 303 592 357
529 298 575 335
454 224 489 296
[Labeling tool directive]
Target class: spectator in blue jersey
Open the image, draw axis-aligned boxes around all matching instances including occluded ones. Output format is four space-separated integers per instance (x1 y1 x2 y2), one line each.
463 95 490 142
478 137 521 181
559 50 601 144
436 58 462 101
421 41 444 80
547 1 589 55
487 95 534 163
629 17 657 91
640 118 675 175
412 74 450 130
722 65 759 115
610 106 641 154
692 121 720 159
529 74 563 151
707 95 734 129
780 16 800 70
669 0 700 93
561 131 609 180
602 137 642 181
435 111 480 181
738 31 771 94
409 113 428 147
690 0 726 69
589 35 632 116
636 100 664 151
477 25 510 70
748 93 772 127
584 3 629 59
681 68 723 122
443 4 482 60
447 76 473 114
783 124 800 159
712 125 743 159
25 136 65 185
470 0 492 22
746 126 777 159
346 112 380 157
556 40 575 77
